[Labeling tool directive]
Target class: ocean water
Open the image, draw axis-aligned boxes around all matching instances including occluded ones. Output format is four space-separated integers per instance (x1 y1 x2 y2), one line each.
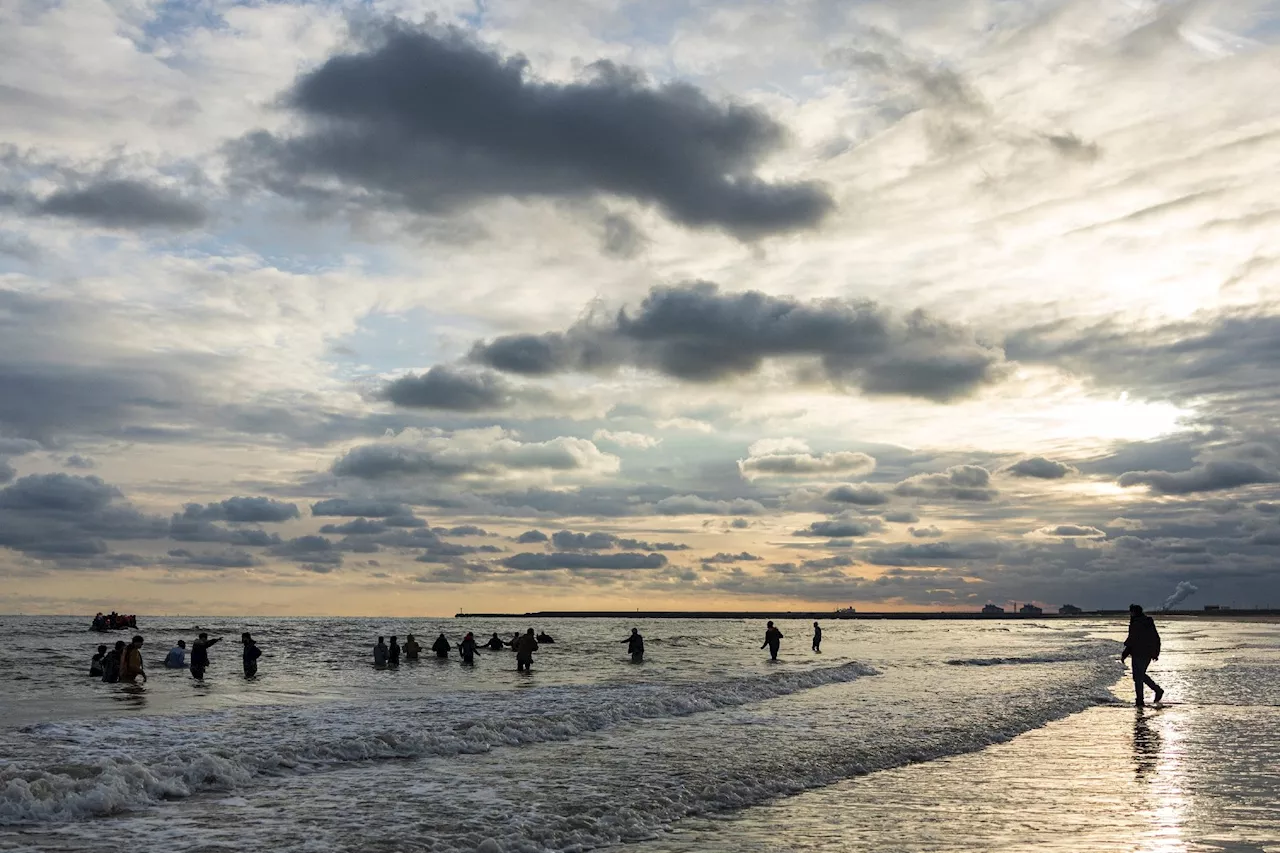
0 615 1273 852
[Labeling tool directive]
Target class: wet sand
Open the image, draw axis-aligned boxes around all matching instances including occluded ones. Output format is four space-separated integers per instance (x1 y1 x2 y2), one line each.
622 675 1280 852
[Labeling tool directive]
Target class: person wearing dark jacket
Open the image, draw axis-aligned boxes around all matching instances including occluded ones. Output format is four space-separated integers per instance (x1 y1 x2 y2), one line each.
1121 604 1164 707
622 628 644 663
514 628 539 672
404 634 421 661
484 633 506 651
191 633 221 681
101 641 125 683
761 621 784 660
812 622 822 653
90 645 108 677
536 631 555 644
432 633 452 659
459 632 478 664
242 632 262 678
388 636 401 668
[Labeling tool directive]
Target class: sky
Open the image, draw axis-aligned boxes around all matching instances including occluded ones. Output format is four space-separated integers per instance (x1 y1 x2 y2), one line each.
2 0 1280 616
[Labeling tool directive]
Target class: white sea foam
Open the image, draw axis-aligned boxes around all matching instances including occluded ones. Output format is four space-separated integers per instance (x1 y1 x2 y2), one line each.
1 662 877 825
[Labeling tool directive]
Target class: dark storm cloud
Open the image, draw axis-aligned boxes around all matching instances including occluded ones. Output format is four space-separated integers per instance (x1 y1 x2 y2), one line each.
468 282 1006 401
702 552 762 563
1006 312 1280 408
793 518 883 538
179 496 301 523
1007 457 1075 479
234 24 831 238
168 548 259 569
331 436 604 480
551 530 620 550
0 460 14 484
894 465 996 502
310 498 414 518
36 179 207 229
1118 461 1278 495
516 529 549 543
269 535 343 566
0 473 170 558
168 515 283 547
825 484 891 505
377 366 512 412
865 540 1001 566
502 551 668 571
319 517 388 535
601 213 647 258
883 510 919 523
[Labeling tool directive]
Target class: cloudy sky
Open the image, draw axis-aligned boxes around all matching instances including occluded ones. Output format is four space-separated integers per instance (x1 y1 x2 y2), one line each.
3 0 1279 616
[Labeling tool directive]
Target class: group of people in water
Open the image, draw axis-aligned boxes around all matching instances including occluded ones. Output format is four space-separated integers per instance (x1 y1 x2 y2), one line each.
90 612 138 631
373 629 561 671
84 608 1167 705
89 631 262 683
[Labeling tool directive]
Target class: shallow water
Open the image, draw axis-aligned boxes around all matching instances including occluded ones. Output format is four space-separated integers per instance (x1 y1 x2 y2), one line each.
0 615 1272 852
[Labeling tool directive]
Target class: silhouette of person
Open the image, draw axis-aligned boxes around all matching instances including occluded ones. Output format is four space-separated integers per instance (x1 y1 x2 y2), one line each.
191 633 221 681
514 628 539 672
812 621 822 653
1121 604 1164 707
373 636 389 669
761 621 783 660
484 633 505 651
242 632 262 678
459 632 478 664
404 634 421 661
432 633 451 659
621 628 644 663
388 636 401 668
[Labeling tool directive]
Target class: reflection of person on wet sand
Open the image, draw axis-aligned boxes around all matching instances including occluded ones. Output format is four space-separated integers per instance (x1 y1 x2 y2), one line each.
1133 711 1163 779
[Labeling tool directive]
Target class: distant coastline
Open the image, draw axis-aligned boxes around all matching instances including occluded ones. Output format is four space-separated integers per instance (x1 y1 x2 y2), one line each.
454 609 1280 620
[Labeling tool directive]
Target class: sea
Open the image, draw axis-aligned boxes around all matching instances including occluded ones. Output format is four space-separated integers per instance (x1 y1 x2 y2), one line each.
0 615 1276 852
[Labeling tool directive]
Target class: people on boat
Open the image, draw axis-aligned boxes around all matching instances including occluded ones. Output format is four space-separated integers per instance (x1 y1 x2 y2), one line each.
91 612 137 631
165 640 187 668
119 635 147 683
812 622 822 653
622 628 644 663
1122 604 1164 707
514 628 539 673
242 633 261 678
404 634 421 661
459 632 478 664
388 636 401 668
536 631 555 644
90 645 108 677
101 641 125 683
432 633 452 659
762 621 783 661
484 633 506 651
191 633 221 681
373 636 389 669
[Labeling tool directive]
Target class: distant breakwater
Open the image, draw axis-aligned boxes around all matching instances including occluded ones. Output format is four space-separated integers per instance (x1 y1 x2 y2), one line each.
454 609 1280 620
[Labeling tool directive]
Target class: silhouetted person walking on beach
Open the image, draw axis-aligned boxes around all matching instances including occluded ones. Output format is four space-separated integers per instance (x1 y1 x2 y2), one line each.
762 621 783 661
242 632 261 678
622 628 644 663
191 633 220 681
514 628 539 672
1122 604 1164 707
812 622 822 653
432 633 452 659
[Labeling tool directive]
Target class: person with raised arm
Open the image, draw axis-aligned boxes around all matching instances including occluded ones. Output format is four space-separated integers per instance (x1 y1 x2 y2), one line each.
621 628 644 663
191 633 221 681
761 621 783 661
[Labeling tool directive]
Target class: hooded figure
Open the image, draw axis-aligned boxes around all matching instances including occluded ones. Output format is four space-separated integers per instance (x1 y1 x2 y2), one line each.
484 633 506 650
388 636 401 668
404 634 421 661
1121 604 1164 707
459 632 478 664
432 634 452 659
514 628 539 672
622 628 644 663
373 636 389 669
